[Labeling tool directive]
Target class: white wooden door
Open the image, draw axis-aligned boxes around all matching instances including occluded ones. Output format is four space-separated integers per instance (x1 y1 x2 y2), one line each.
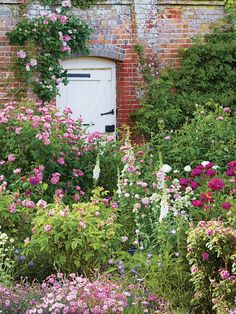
57 57 116 133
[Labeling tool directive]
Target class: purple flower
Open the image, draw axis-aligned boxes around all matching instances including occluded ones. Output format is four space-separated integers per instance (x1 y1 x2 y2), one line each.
29 176 40 185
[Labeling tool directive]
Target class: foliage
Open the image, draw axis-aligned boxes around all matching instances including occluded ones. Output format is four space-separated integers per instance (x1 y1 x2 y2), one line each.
187 220 236 314
24 188 121 274
0 228 15 285
134 27 236 136
7 3 91 101
156 104 236 169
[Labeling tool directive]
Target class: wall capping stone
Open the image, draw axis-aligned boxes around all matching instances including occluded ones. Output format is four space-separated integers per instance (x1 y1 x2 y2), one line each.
156 0 225 6
0 0 22 3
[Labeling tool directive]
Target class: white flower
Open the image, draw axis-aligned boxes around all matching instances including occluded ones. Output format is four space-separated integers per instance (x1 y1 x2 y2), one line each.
121 236 128 242
159 192 169 222
201 161 210 167
93 155 100 182
30 59 37 66
150 193 159 201
184 165 191 172
170 229 177 235
160 164 172 173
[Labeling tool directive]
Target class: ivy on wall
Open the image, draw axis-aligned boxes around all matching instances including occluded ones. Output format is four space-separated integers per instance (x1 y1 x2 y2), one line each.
7 1 91 101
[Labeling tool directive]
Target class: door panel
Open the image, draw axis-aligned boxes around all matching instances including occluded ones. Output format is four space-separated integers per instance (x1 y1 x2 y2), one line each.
57 59 116 134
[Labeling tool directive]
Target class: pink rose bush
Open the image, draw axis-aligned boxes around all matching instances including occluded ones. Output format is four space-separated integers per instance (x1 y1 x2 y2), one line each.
0 100 118 207
187 221 236 313
7 4 91 101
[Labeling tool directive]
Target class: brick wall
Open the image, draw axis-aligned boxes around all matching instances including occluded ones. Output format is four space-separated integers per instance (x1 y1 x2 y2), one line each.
0 0 226 125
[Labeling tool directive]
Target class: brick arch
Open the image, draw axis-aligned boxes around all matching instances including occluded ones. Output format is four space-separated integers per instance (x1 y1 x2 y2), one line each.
70 44 125 62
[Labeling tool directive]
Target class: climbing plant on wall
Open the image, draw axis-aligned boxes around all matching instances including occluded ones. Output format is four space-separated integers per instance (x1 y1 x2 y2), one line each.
7 1 91 101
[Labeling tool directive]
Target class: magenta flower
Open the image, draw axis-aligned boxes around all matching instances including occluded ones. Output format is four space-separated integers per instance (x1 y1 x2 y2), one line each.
208 178 224 191
206 169 216 177
191 168 203 177
29 176 40 186
190 180 198 190
202 252 209 261
226 168 236 176
220 269 230 280
222 202 231 210
191 199 204 207
228 160 236 167
180 178 188 186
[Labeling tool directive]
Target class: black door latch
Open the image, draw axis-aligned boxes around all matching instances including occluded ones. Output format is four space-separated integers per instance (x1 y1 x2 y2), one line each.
101 109 114 116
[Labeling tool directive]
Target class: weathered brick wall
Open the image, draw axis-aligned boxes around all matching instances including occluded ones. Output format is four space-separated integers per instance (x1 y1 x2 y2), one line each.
0 0 24 104
0 0 226 125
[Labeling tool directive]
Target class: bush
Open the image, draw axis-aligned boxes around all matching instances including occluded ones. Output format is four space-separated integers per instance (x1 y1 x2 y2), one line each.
24 188 121 274
187 220 236 314
134 27 236 136
156 104 236 169
0 100 121 205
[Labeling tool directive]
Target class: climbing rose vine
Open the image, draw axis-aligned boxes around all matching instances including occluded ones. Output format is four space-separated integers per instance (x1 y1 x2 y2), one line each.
7 1 91 101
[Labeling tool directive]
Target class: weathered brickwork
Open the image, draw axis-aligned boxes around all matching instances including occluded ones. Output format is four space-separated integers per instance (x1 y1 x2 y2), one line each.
0 0 225 125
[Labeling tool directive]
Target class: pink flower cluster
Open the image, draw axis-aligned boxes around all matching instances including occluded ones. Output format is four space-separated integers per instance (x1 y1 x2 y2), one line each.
26 274 128 314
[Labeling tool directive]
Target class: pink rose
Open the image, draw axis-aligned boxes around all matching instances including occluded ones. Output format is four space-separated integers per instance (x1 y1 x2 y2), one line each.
60 15 68 24
13 168 21 175
15 127 22 134
202 252 209 261
44 225 52 233
220 269 230 280
8 203 16 213
8 154 16 162
16 50 26 58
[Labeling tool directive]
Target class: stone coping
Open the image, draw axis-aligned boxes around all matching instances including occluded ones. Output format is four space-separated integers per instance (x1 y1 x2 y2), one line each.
0 0 225 5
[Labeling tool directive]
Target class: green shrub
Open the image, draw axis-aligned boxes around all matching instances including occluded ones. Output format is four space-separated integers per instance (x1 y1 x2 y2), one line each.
24 188 121 274
134 27 236 136
187 220 236 314
156 104 236 169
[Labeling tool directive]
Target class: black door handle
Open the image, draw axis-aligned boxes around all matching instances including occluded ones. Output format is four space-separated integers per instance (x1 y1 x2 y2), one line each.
101 109 114 116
